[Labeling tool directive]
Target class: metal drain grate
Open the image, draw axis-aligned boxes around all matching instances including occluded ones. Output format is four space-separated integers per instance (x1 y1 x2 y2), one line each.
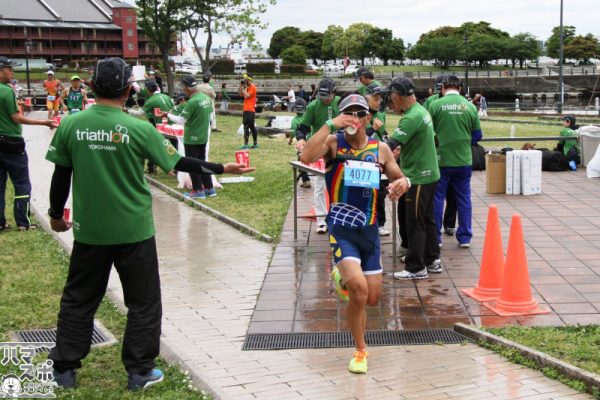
243 329 469 350
11 320 117 353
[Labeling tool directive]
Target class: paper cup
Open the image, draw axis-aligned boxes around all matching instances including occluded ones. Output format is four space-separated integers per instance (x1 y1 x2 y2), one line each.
154 108 162 117
25 97 32 106
63 208 70 223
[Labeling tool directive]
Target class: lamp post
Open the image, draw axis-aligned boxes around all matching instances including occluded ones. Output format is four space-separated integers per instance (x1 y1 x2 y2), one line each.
558 0 564 114
24 36 32 92
464 33 469 97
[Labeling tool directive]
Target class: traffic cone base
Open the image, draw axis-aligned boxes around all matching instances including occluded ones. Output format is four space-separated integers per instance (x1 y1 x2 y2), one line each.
462 286 502 302
484 298 550 317
301 205 317 222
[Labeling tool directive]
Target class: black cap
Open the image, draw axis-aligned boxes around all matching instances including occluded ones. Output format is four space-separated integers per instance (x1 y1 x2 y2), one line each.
0 56 21 68
317 77 336 99
561 114 576 125
292 98 307 113
92 57 133 92
385 77 415 96
366 83 383 96
181 75 197 88
434 74 448 93
145 80 158 92
339 94 369 111
443 74 462 88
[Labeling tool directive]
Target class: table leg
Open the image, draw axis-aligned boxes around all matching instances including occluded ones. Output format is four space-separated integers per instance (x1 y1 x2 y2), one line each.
392 199 397 268
293 167 298 240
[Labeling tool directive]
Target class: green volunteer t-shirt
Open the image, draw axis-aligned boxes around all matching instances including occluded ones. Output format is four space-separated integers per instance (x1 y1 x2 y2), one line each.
45 104 182 245
357 80 382 97
428 92 481 167
0 83 22 138
368 111 386 142
391 103 440 185
143 92 174 124
560 127 580 156
181 91 213 145
300 96 340 139
291 114 303 131
422 93 440 111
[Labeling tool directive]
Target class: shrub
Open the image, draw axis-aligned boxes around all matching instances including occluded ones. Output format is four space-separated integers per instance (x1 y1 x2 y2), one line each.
209 59 235 74
247 62 276 74
280 64 306 74
281 45 307 65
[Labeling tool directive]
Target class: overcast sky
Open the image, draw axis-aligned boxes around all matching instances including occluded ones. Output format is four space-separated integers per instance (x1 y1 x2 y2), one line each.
127 0 598 52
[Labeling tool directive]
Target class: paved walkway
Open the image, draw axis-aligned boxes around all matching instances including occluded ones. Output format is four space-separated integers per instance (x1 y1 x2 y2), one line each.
22 115 593 399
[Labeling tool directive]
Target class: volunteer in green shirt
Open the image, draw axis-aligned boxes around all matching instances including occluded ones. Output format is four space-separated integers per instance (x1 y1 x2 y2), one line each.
384 76 441 280
142 81 174 126
295 77 340 234
364 83 391 237
557 114 581 167
0 56 55 232
355 67 382 97
428 75 482 249
168 75 215 199
60 75 88 115
219 82 231 111
289 98 311 188
45 58 253 391
422 74 447 111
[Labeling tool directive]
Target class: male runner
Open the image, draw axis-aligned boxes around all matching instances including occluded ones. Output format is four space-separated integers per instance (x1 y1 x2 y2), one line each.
43 70 62 120
60 76 87 115
301 94 409 374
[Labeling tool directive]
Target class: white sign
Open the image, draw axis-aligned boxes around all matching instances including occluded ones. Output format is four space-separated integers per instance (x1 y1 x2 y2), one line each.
132 65 146 82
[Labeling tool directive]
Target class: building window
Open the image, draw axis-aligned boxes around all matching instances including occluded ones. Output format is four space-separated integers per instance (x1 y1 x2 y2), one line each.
128 43 134 50
127 29 133 37
126 16 133 22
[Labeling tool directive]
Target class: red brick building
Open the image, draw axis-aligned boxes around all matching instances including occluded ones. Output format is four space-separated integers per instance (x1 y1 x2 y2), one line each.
0 0 174 65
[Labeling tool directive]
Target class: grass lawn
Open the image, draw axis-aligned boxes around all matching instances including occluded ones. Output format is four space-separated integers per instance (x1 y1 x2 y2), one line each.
0 183 208 400
150 114 296 240
486 326 600 396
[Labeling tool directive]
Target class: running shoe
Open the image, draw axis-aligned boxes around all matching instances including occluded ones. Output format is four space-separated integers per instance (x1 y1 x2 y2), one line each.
238 144 249 149
300 181 312 188
458 243 471 248
378 227 391 236
127 368 164 391
330 266 349 302
53 369 76 389
426 259 443 273
348 350 368 374
316 224 327 234
184 190 206 199
205 188 217 197
393 268 428 280
444 227 456 236
250 143 259 149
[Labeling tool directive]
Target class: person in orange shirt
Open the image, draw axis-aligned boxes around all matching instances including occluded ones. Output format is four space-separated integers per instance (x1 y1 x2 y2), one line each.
43 71 62 120
238 73 258 149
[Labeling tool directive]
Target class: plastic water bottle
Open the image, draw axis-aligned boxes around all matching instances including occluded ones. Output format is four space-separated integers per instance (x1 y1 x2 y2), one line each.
510 125 515 138
569 160 577 171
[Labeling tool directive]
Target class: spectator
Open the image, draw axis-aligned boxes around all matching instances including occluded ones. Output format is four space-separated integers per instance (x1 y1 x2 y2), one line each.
149 69 163 93
238 73 258 149
288 98 310 188
356 67 381 97
298 84 307 101
556 114 581 167
284 84 296 112
219 83 230 111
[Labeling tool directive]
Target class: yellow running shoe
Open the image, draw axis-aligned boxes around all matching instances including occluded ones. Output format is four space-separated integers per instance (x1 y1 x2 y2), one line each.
330 266 349 302
348 350 368 374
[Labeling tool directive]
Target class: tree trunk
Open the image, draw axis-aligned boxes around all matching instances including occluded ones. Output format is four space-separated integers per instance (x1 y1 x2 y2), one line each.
161 45 174 96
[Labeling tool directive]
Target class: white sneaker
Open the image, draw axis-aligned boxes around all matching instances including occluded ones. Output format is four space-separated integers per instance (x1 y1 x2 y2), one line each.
316 224 328 234
393 268 428 280
458 243 471 248
426 259 443 273
378 227 391 236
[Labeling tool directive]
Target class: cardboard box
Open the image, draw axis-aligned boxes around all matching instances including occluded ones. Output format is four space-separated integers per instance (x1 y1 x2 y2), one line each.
506 151 522 195
485 154 506 194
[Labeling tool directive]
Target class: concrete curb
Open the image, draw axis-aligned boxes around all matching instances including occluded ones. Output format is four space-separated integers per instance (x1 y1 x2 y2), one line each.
145 175 274 243
30 204 230 400
454 323 600 395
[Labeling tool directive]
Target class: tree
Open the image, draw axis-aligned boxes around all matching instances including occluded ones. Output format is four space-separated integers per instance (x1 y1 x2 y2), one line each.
299 31 323 64
186 0 276 73
136 0 192 95
365 28 404 66
546 25 576 60
321 25 343 62
334 23 374 65
281 45 307 65
509 33 542 68
411 36 462 68
268 26 301 59
564 34 600 64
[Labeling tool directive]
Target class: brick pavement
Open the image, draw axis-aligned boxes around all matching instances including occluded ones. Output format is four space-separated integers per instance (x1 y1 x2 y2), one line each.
22 116 594 399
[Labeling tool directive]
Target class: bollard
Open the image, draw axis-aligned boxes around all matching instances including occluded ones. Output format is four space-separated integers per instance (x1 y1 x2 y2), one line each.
515 98 520 112
510 125 516 138
595 97 599 111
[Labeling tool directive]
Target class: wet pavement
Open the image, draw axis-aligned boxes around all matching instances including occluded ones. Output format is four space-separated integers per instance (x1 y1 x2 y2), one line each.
252 168 600 333
22 114 596 399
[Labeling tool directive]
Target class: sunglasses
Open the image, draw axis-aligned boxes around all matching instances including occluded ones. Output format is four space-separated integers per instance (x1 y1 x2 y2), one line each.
342 110 369 118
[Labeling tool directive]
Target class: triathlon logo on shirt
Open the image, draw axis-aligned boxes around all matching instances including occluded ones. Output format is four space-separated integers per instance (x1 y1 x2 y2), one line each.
76 125 130 151
441 103 468 113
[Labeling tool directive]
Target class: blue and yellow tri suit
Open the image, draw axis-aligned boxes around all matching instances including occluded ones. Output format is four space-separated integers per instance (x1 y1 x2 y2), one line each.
325 132 383 274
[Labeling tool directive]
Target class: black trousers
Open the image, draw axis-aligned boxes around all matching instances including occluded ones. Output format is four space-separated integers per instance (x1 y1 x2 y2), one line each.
443 184 457 229
376 179 388 227
49 237 162 374
398 182 440 272
184 143 213 191
243 111 257 145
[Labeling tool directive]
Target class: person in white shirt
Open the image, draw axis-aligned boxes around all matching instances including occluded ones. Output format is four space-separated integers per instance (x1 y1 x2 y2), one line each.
285 84 296 112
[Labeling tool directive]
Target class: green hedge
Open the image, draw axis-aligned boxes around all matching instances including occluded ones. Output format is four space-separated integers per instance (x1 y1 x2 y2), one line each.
247 62 276 74
281 64 305 74
209 59 235 74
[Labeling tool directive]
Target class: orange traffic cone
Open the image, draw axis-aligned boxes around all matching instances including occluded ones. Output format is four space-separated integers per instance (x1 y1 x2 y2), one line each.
302 205 317 222
462 205 504 302
484 214 549 316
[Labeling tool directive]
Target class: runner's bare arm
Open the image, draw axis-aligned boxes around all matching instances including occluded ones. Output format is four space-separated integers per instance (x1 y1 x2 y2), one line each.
300 114 356 164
